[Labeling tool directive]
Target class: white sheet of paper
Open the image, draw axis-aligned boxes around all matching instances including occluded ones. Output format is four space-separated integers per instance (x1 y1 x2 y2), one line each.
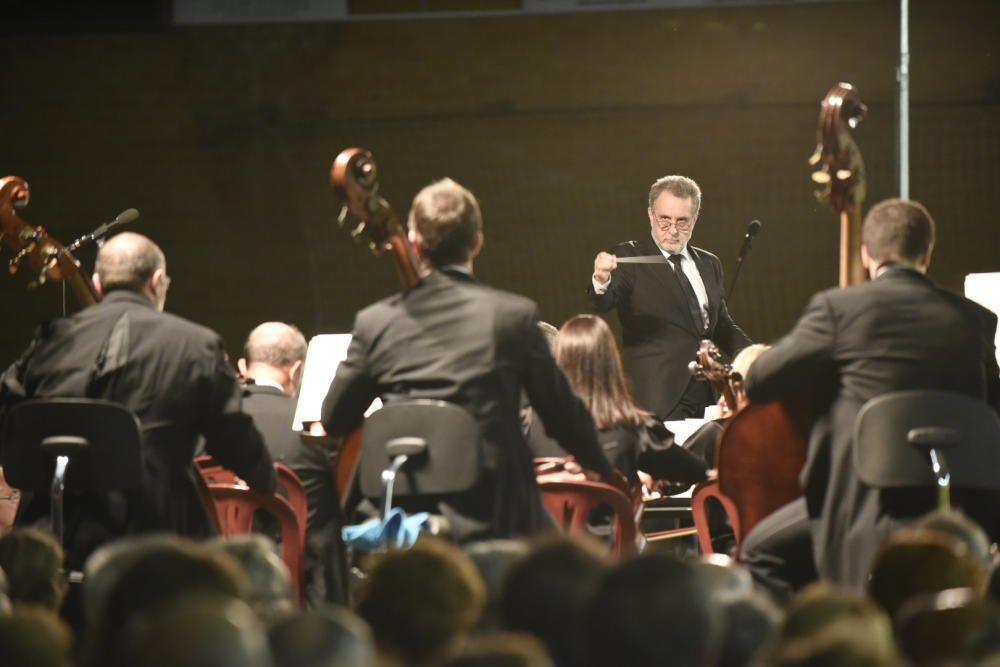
663 417 710 447
964 272 1000 369
291 334 381 431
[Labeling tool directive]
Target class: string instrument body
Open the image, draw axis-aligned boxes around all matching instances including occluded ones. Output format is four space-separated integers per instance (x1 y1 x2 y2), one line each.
692 340 810 545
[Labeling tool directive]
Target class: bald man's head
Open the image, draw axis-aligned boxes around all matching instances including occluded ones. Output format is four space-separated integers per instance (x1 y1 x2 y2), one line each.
94 233 169 310
239 322 308 396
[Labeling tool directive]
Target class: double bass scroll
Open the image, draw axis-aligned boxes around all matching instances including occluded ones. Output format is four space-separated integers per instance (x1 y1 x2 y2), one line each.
330 148 426 289
0 176 100 308
809 82 867 287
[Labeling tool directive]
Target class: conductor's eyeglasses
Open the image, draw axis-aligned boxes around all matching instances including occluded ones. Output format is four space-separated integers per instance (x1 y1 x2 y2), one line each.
654 219 692 232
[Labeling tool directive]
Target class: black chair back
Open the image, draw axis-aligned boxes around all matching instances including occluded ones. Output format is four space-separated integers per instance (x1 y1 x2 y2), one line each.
853 390 1000 490
358 399 480 499
1 398 143 492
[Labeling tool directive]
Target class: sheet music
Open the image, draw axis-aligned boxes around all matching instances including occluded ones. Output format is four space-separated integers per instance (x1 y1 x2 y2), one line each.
291 334 381 431
663 417 710 447
965 272 1000 369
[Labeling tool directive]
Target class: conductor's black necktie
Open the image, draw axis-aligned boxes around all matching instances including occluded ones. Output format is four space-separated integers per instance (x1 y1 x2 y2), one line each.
668 254 706 333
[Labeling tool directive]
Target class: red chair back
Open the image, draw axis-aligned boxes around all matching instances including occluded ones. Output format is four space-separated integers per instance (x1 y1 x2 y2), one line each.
194 456 309 547
274 463 308 547
537 470 639 561
194 455 236 485
690 479 742 555
208 483 305 606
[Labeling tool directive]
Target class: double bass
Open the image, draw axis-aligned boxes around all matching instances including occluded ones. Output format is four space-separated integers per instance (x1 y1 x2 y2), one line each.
696 83 867 548
0 176 101 534
327 148 427 503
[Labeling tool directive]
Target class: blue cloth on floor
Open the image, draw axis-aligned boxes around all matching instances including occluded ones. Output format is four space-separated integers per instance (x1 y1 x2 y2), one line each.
342 508 430 551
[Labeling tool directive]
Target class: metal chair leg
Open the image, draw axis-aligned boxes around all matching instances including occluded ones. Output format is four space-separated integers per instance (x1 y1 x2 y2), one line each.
50 455 70 547
928 447 951 510
381 455 410 521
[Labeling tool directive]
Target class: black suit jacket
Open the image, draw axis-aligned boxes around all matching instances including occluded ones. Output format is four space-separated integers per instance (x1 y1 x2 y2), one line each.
242 383 346 605
322 269 613 540
0 290 275 565
589 235 752 418
745 268 1000 588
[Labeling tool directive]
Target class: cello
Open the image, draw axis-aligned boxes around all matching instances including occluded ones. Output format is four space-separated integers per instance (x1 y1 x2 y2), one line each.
327 148 427 504
689 341 810 549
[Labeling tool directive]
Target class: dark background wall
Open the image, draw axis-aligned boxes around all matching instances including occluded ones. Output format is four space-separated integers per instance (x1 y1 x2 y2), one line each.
2 0 998 366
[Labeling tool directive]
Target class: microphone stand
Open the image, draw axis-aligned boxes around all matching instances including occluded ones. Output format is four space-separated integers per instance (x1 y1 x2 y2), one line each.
728 244 754 303
56 209 138 315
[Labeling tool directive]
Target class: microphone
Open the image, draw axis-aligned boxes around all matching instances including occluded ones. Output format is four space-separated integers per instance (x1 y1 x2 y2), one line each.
737 220 762 261
728 219 762 303
66 208 140 252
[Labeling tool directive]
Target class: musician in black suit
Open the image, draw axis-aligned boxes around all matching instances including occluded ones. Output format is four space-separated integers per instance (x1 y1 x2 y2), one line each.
744 199 1000 589
590 175 752 419
322 178 614 541
237 321 347 606
0 232 275 568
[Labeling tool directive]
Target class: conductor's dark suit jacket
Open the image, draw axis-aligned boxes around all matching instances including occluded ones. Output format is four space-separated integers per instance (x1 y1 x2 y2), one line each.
589 235 752 418
745 268 1000 588
322 269 613 540
242 382 347 605
0 290 275 565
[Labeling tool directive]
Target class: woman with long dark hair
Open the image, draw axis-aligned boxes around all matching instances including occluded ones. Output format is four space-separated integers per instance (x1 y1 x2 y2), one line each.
549 314 707 489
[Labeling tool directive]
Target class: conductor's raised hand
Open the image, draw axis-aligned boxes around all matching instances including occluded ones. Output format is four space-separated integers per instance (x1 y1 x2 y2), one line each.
593 251 618 284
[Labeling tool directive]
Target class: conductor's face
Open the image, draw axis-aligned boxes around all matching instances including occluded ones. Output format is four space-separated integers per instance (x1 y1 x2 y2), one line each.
648 191 697 254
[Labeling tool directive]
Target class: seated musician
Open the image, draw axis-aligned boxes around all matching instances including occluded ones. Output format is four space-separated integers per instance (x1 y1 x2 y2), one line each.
743 198 1000 591
0 232 275 569
237 321 347 606
321 178 614 542
536 313 708 494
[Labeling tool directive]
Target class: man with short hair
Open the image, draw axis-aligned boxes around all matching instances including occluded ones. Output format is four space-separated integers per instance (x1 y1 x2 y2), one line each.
745 198 1000 588
238 321 347 605
238 321 307 398
322 178 613 541
0 232 275 567
590 175 752 419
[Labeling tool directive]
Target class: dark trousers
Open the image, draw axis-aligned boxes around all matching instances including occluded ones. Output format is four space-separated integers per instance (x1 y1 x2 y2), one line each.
739 498 818 604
